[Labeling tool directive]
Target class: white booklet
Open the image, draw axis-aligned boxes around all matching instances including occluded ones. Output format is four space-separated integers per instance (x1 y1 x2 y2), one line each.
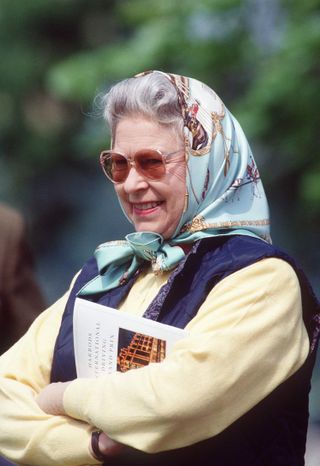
73 297 188 378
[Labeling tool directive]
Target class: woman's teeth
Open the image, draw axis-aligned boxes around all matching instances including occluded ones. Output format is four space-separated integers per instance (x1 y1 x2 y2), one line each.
134 202 161 210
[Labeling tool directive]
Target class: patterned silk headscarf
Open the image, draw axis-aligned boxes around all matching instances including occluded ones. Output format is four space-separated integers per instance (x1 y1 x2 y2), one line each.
79 71 270 295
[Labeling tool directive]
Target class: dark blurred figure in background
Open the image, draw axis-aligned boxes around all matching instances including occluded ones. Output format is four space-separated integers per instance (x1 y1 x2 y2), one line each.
0 202 46 354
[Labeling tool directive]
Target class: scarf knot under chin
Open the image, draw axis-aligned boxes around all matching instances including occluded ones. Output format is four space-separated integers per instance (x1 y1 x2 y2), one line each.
78 232 185 296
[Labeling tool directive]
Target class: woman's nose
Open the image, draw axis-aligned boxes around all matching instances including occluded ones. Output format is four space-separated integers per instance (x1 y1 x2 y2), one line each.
123 165 149 193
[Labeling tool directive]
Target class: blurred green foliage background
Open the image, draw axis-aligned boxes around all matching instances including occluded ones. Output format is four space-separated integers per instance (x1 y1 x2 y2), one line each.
0 0 319 424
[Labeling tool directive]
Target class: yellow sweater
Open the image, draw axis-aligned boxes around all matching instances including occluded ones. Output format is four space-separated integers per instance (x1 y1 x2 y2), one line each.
0 258 309 465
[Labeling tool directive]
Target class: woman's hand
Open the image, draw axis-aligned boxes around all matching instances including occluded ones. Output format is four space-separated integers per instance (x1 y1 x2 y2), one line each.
89 431 124 459
36 383 123 458
35 382 70 415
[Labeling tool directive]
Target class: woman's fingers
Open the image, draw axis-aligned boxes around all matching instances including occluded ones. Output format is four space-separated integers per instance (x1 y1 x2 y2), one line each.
99 432 124 456
35 382 70 415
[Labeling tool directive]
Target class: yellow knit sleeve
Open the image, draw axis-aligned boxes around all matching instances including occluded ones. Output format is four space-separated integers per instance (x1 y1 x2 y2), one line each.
0 281 99 466
63 258 309 453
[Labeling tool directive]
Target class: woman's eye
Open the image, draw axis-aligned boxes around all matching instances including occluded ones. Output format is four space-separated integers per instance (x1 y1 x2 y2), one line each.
113 158 127 169
142 158 162 168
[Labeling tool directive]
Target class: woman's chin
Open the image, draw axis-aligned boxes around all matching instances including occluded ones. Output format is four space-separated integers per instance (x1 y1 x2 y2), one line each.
134 223 178 240
134 223 163 235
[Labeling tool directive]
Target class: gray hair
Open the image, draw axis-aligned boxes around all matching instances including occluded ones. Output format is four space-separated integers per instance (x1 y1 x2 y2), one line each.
102 72 184 142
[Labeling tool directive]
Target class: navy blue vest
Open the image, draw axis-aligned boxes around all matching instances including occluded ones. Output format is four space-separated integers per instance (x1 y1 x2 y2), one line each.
51 236 319 466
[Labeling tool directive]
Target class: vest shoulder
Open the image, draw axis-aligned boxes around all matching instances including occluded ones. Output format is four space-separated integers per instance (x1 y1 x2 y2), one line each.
196 235 300 282
72 256 99 295
201 235 288 260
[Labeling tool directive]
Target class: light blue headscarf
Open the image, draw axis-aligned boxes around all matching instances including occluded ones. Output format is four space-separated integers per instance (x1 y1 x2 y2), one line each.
79 71 270 296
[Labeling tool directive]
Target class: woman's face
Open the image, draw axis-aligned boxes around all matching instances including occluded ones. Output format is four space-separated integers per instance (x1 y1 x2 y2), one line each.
113 116 186 239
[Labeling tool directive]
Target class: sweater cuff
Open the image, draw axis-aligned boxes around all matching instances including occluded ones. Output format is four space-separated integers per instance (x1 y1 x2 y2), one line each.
63 378 94 422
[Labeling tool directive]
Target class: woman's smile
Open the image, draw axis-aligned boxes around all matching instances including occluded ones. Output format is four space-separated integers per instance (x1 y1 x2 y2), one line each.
132 201 163 214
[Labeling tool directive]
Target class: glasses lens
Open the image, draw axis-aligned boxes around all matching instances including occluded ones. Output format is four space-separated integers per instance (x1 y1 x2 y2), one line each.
101 152 128 183
100 149 166 183
135 150 165 180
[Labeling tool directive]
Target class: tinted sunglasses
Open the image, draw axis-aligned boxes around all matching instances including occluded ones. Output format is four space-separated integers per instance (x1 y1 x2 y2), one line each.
99 148 184 183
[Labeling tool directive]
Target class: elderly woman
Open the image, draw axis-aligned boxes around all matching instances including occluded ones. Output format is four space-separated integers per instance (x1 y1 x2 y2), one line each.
0 71 319 466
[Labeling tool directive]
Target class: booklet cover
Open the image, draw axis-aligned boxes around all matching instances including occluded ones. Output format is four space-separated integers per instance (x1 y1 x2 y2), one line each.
73 298 188 378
